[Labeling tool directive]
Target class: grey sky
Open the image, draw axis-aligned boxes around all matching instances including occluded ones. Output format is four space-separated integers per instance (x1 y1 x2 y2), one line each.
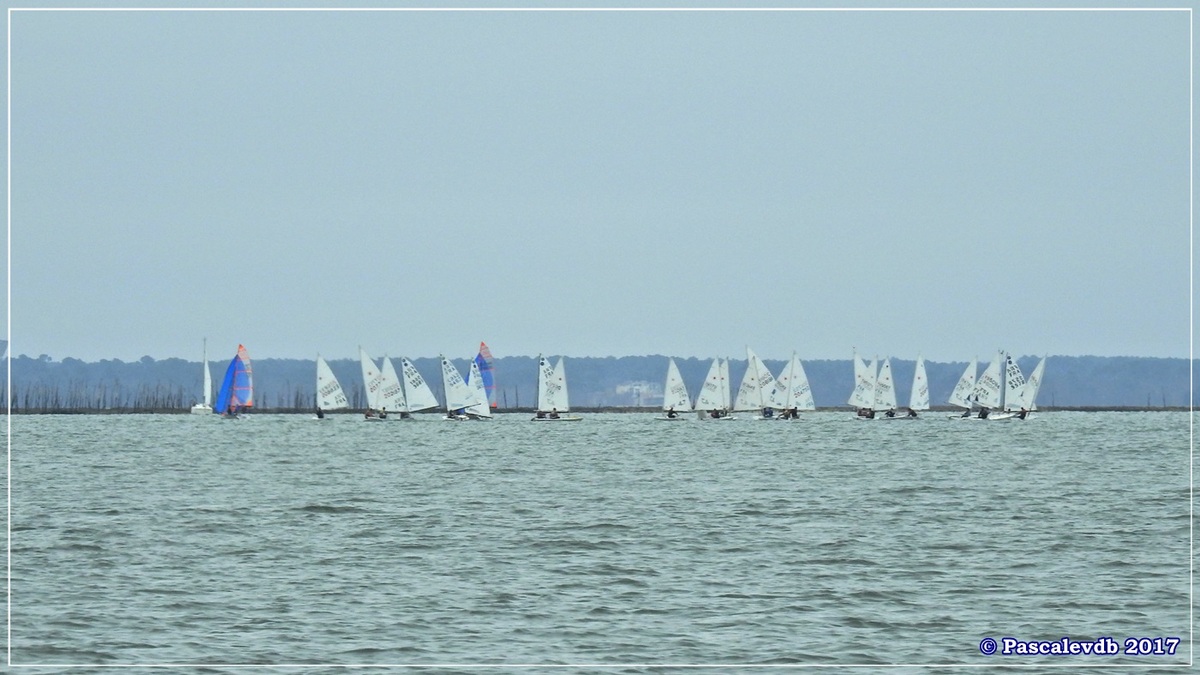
9 6 1192 362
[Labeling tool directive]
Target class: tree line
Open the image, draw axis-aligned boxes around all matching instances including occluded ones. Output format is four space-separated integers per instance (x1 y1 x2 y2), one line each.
4 353 1196 413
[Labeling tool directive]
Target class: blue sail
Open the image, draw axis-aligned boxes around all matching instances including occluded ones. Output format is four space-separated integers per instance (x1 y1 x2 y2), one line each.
473 341 496 408
213 344 253 415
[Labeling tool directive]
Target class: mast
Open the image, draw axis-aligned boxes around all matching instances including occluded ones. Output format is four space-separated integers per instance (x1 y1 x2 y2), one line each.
999 349 1007 410
202 338 211 408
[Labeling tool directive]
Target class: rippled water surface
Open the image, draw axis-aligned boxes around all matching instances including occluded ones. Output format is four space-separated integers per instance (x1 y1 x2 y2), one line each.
10 412 1191 670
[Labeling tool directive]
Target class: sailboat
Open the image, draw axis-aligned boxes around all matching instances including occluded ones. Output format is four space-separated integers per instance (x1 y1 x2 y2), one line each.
733 347 784 419
1012 356 1046 418
694 358 734 420
906 354 930 418
399 357 439 416
997 353 1028 419
213 344 252 418
441 355 484 420
847 349 876 417
376 356 410 418
947 357 978 419
657 357 692 421
532 355 581 421
359 347 388 420
871 357 900 419
464 360 493 420
473 342 498 410
190 338 213 415
967 350 1027 420
774 352 816 420
314 354 349 419
848 351 881 418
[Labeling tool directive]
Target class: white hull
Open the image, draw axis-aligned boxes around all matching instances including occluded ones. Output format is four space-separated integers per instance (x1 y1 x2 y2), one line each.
531 415 582 422
695 409 735 420
951 413 1021 421
190 404 212 415
656 415 687 421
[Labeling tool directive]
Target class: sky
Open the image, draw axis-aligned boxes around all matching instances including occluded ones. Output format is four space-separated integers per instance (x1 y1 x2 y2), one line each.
6 3 1194 362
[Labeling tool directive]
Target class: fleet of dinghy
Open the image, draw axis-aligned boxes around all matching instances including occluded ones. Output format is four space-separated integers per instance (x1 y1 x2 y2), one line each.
197 343 1046 423
949 351 1044 421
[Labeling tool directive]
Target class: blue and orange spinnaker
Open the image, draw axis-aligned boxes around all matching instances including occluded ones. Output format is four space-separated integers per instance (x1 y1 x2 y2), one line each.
214 344 254 415
474 341 496 408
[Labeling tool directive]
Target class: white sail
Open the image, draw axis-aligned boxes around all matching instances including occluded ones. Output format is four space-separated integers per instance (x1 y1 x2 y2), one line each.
662 358 692 412
909 355 930 411
316 354 349 410
947 358 978 409
754 351 785 409
202 339 212 408
359 347 385 410
191 339 214 414
465 360 493 418
733 354 762 412
1015 357 1045 410
378 356 407 412
735 348 782 412
536 355 570 412
873 358 898 411
552 358 571 411
847 350 876 409
694 358 726 411
441 356 477 413
398 357 438 413
777 352 816 411
1003 353 1027 411
972 352 1004 409
720 359 732 410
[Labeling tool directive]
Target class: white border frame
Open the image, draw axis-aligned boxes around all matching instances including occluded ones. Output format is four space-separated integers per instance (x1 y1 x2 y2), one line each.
4 5 1194 670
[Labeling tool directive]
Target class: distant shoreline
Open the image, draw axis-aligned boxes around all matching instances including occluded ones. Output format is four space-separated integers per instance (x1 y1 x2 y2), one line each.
5 406 1192 415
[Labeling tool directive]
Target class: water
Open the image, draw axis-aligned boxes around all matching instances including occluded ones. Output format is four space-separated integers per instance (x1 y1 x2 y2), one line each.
10 412 1191 671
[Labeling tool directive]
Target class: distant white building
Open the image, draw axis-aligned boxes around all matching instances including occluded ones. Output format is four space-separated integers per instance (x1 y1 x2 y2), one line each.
614 381 662 407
